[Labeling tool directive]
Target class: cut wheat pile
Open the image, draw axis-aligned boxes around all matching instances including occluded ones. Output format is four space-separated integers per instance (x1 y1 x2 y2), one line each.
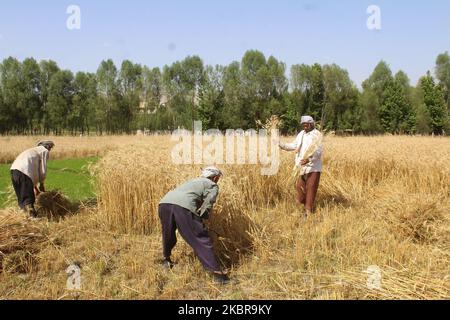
0 209 48 273
35 191 76 220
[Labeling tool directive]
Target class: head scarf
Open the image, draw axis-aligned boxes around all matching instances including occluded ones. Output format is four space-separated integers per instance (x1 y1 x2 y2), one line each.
301 116 315 124
37 140 55 150
301 116 314 124
200 166 223 179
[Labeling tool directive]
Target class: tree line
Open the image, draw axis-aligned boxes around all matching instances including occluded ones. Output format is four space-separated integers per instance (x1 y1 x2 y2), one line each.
0 50 449 135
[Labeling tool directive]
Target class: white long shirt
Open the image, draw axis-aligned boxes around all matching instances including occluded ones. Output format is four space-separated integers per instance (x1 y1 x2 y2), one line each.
280 129 323 175
10 146 49 186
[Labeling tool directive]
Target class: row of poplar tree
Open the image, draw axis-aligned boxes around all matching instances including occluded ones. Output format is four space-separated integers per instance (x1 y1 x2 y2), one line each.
0 50 449 135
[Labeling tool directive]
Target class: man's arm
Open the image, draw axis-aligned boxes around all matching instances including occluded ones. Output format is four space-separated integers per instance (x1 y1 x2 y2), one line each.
279 132 303 152
38 150 49 192
197 184 219 218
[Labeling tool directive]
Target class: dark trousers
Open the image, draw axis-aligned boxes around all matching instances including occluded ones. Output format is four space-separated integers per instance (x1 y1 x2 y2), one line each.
158 203 221 272
296 172 321 212
11 170 35 209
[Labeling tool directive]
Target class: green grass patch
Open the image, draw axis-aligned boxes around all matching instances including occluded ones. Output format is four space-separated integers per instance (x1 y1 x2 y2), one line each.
0 157 98 208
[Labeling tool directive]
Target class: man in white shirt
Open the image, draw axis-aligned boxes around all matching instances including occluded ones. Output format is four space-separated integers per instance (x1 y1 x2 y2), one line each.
279 116 323 218
10 141 55 218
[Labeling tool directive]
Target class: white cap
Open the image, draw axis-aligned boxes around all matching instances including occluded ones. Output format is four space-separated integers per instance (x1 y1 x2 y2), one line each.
200 166 223 179
301 116 315 124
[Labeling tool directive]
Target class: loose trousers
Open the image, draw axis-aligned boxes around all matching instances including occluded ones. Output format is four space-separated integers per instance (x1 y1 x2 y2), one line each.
158 203 221 272
296 172 321 212
11 170 35 209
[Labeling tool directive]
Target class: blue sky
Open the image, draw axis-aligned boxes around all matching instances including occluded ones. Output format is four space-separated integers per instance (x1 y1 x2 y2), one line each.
0 0 449 87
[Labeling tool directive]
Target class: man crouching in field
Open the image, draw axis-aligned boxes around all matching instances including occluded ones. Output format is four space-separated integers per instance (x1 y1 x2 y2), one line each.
158 166 230 284
10 141 55 218
279 116 323 218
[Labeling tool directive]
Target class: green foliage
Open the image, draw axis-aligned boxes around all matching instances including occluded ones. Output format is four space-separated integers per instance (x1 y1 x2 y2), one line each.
39 60 60 134
279 94 300 135
96 59 119 134
0 52 449 135
322 64 359 131
0 57 27 133
419 73 447 135
197 65 225 129
290 63 325 121
436 52 450 105
47 70 75 134
22 58 41 133
435 52 450 133
118 60 143 133
135 66 164 131
362 61 393 97
72 72 97 134
378 80 415 134
360 61 394 134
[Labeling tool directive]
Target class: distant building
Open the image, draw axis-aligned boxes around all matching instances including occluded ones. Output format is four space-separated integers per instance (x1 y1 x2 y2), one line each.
138 91 169 114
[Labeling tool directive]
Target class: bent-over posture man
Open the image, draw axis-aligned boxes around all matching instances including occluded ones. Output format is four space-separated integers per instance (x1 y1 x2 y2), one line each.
10 141 55 218
158 166 229 284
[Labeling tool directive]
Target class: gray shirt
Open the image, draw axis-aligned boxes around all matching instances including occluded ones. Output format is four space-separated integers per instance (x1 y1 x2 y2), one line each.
159 177 219 219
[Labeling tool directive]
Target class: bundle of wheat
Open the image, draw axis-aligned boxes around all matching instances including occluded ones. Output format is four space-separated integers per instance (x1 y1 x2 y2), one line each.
35 191 76 220
0 209 48 273
206 184 256 267
256 115 283 133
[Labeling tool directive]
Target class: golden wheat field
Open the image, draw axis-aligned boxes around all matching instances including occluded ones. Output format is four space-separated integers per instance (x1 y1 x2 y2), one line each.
0 135 160 164
0 135 449 300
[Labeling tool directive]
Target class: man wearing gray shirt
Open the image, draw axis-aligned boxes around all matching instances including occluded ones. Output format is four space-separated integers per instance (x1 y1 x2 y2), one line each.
158 166 229 284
